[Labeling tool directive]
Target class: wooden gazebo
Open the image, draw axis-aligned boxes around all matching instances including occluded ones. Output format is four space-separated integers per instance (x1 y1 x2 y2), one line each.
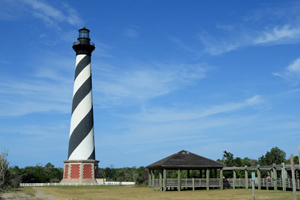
146 150 225 191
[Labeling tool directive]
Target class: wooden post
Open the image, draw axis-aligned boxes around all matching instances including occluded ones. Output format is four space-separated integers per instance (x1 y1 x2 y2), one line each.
211 169 216 189
151 170 155 191
252 179 255 200
267 170 271 190
267 170 270 189
220 169 223 190
206 169 210 190
187 170 190 178
273 164 277 190
257 165 261 190
233 170 236 189
148 170 151 190
251 172 255 200
245 165 248 189
178 169 181 191
159 170 162 191
282 163 286 191
270 168 273 181
200 169 203 178
192 178 195 191
163 168 166 192
291 154 297 200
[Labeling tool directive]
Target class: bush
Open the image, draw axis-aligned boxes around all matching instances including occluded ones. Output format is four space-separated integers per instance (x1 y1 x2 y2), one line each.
10 175 22 188
0 150 9 193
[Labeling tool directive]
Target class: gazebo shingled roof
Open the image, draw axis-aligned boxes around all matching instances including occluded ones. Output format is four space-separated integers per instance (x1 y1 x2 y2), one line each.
146 150 225 170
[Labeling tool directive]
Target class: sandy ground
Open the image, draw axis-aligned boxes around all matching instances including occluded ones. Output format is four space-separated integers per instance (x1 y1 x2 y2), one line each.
33 187 59 200
0 187 59 200
0 192 31 200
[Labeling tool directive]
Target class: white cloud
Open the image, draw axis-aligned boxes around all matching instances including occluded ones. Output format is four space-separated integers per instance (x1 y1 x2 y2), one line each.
0 0 83 29
199 24 300 55
246 95 263 106
0 77 72 117
0 55 208 117
243 1 300 23
168 37 196 53
116 95 263 124
96 95 266 152
125 28 139 39
93 63 208 108
62 3 84 26
197 2 300 55
273 58 300 84
287 58 300 75
0 0 23 20
198 33 242 55
25 0 65 21
254 25 300 45
0 54 74 117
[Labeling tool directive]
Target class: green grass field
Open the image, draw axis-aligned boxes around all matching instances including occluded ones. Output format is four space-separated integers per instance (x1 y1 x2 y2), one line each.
10 186 300 200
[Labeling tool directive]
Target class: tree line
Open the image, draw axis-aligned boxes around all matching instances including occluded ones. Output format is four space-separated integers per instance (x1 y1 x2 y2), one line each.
217 147 298 178
0 147 297 192
98 165 148 185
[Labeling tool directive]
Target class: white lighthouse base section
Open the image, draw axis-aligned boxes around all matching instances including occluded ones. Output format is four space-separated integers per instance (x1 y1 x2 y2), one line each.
68 128 94 160
61 160 99 184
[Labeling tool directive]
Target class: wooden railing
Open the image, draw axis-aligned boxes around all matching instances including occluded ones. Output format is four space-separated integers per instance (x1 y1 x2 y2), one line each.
150 178 300 190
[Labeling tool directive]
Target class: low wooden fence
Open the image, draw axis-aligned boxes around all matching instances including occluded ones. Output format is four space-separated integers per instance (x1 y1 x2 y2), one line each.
151 178 221 190
166 178 218 188
150 178 300 191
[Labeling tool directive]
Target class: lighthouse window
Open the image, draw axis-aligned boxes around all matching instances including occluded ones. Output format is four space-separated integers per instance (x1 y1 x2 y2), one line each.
79 32 89 38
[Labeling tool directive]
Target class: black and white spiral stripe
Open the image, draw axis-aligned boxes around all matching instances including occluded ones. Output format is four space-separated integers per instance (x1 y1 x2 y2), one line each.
68 54 95 160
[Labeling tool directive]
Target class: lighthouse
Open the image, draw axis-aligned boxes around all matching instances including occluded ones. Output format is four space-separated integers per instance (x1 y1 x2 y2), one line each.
61 27 99 183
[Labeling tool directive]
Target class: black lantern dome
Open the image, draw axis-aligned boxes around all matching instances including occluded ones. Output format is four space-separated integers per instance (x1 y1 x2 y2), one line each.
73 26 95 56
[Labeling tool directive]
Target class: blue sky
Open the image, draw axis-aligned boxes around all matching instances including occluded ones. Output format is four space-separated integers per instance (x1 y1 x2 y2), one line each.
1 0 300 169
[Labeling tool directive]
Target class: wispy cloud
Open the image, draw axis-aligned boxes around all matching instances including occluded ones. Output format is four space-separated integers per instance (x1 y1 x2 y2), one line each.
273 58 300 85
0 54 74 117
0 76 72 117
0 0 23 20
199 25 300 55
116 95 263 123
96 95 266 155
0 0 83 29
0 54 209 117
198 31 243 55
197 2 300 55
168 36 197 54
124 27 139 39
23 0 84 28
287 59 300 76
61 3 84 26
253 25 300 45
243 1 300 23
246 95 263 106
93 63 208 108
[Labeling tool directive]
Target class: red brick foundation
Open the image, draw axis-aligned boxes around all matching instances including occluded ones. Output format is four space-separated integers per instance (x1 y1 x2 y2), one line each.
64 165 69 179
61 160 99 183
83 165 93 179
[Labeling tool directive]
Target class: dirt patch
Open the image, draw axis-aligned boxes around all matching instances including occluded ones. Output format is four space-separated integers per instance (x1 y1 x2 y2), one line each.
0 187 59 200
0 192 31 199
33 187 59 200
